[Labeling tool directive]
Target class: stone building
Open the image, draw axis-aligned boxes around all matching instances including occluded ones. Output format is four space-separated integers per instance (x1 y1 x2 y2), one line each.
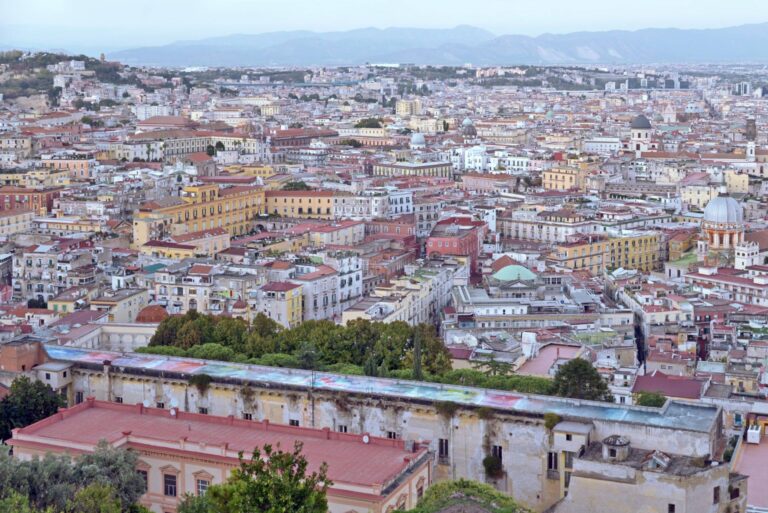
33 343 734 513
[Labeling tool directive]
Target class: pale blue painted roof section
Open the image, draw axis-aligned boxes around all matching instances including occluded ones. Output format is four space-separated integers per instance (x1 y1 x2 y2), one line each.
492 265 536 282
44 344 719 433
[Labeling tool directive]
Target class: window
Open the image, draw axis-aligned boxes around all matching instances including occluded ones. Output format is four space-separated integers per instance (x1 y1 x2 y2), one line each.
491 445 503 464
387 431 398 440
137 470 148 488
337 424 347 433
197 479 210 496
163 474 177 497
713 486 720 504
547 452 558 470
668 505 675 513
565 433 572 441
45 373 51 380
438 438 449 462
564 451 574 469
243 412 253 421
289 419 299 427
198 407 208 415
63 371 67 378
75 391 84 404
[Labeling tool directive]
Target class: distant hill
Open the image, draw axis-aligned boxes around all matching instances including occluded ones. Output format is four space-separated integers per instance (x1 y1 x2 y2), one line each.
108 23 768 67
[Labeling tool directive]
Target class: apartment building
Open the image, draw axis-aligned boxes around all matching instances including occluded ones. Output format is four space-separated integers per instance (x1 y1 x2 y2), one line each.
372 161 453 179
542 167 587 192
132 184 264 247
265 190 335 219
153 264 215 314
0 209 35 237
89 288 149 323
548 231 662 274
249 281 303 328
0 186 63 214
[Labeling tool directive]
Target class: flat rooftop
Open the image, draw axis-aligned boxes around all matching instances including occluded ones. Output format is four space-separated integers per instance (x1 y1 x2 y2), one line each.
10 398 425 491
734 434 768 509
44 345 720 433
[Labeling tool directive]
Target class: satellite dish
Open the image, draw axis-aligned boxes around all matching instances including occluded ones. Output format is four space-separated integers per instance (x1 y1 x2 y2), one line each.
170 408 177 417
142 399 151 408
362 435 370 444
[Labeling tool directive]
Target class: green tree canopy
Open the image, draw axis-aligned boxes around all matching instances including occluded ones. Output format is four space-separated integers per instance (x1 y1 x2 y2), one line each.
551 359 613 402
406 479 532 513
178 442 330 513
282 181 312 191
0 376 65 440
0 441 145 512
635 391 667 407
354 117 382 128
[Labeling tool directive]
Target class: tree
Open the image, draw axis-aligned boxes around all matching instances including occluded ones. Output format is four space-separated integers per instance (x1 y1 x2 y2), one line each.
412 333 424 381
178 442 331 513
282 181 312 191
354 118 382 129
215 141 225 152
0 376 65 440
551 359 613 402
66 483 121 513
205 145 215 156
472 354 513 377
635 391 667 407
406 479 531 513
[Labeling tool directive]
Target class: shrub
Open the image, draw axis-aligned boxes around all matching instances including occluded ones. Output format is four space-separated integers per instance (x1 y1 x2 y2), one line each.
189 374 213 394
544 412 562 431
482 455 504 479
434 401 460 419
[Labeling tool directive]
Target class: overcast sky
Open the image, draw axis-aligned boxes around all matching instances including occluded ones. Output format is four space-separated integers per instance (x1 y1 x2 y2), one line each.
2 0 766 54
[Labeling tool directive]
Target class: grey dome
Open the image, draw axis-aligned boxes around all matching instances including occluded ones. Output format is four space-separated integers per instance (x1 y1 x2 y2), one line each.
461 117 474 127
631 114 652 129
703 195 743 225
410 132 426 147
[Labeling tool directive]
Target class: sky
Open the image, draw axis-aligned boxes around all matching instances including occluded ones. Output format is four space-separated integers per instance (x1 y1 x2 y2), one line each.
1 0 767 54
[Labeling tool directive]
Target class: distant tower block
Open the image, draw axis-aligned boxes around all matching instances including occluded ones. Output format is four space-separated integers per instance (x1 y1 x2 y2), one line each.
735 241 760 270
746 118 757 141
100 52 106 62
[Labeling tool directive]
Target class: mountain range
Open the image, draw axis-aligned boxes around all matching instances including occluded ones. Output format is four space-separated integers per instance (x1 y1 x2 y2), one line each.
109 23 768 67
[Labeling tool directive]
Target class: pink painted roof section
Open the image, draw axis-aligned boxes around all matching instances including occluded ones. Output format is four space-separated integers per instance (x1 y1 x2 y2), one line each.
517 344 580 377
12 400 424 489
735 435 768 508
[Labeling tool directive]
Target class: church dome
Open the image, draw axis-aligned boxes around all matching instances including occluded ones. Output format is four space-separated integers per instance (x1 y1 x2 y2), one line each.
630 114 652 130
703 195 743 225
409 132 426 148
461 117 474 127
492 265 537 282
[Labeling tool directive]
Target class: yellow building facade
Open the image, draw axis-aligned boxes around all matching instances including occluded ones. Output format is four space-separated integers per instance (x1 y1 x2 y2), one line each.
132 184 264 248
542 167 587 192
265 190 335 219
549 231 661 274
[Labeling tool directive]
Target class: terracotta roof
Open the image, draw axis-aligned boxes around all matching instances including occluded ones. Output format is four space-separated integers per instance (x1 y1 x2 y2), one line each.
632 371 706 400
136 305 169 323
9 399 425 490
262 281 301 292
188 264 214 275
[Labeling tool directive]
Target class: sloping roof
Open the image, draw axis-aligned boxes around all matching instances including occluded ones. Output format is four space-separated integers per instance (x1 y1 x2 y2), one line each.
632 371 706 400
492 265 536 282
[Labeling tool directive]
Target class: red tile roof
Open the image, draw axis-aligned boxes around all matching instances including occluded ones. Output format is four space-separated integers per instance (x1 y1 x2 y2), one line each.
10 399 425 490
632 371 706 400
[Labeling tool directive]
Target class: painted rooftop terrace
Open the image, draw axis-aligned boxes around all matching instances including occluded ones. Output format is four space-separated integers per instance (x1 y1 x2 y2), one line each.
44 344 719 433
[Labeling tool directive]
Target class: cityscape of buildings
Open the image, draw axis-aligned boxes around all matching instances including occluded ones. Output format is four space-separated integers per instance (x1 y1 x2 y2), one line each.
0 44 767 513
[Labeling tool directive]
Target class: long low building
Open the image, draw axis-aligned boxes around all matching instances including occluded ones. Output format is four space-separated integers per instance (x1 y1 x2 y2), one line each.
32 343 734 513
10 398 431 513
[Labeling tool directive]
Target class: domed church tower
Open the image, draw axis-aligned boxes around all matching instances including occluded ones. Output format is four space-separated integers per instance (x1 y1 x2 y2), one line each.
697 194 745 266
